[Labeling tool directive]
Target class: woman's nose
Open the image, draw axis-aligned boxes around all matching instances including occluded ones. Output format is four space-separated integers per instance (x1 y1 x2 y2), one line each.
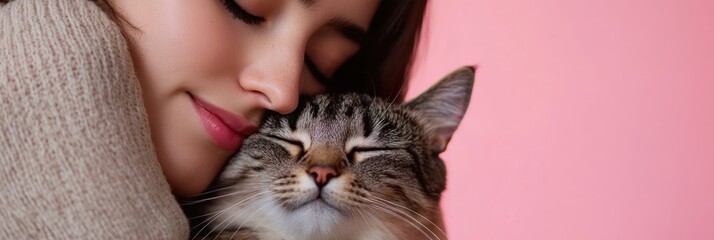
238 41 305 114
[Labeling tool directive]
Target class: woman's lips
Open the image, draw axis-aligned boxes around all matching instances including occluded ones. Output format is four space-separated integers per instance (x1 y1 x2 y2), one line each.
190 93 257 151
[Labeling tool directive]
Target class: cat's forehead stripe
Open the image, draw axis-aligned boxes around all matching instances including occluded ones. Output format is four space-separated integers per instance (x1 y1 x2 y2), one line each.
322 95 341 120
309 101 320 118
277 93 421 149
287 99 306 131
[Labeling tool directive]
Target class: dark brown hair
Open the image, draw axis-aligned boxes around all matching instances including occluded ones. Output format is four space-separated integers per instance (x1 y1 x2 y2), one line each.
94 0 428 102
331 0 428 102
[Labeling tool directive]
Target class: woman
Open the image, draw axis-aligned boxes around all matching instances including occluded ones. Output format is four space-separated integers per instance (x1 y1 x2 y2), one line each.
0 0 426 238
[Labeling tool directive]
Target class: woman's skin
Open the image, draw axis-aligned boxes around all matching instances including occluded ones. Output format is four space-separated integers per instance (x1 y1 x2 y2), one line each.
110 0 381 197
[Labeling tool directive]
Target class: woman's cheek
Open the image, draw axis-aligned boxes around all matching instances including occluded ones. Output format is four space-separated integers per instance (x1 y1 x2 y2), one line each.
154 3 240 80
306 27 361 77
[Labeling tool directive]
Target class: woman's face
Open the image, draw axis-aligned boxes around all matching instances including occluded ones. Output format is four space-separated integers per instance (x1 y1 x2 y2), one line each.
111 0 380 197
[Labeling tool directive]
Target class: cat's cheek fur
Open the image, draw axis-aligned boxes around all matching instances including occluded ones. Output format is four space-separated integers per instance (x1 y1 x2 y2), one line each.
271 170 317 208
321 173 356 207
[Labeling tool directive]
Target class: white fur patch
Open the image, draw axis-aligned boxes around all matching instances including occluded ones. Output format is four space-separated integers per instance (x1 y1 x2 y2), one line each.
345 136 386 163
293 131 312 149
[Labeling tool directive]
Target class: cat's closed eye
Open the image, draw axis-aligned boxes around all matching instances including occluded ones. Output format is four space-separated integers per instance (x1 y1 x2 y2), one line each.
262 134 305 158
348 147 398 163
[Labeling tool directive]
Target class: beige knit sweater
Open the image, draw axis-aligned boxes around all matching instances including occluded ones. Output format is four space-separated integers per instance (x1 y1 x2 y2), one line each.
1 0 189 238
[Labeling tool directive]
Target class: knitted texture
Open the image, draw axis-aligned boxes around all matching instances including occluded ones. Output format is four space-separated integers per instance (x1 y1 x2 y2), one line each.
0 0 189 238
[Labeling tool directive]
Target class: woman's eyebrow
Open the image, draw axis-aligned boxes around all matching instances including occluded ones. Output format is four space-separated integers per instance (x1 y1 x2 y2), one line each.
298 0 317 8
328 18 368 44
295 0 367 44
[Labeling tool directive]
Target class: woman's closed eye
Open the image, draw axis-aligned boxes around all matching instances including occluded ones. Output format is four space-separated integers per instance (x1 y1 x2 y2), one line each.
304 55 333 87
303 25 366 90
222 0 264 25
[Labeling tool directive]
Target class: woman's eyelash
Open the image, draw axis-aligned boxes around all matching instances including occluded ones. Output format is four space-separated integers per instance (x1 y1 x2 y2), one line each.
222 0 264 25
304 55 333 86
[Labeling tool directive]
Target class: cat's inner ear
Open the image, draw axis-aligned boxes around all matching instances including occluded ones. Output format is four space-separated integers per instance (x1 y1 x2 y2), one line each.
405 66 476 153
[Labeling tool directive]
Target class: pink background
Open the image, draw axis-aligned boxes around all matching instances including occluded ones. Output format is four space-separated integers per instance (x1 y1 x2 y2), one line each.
406 0 714 239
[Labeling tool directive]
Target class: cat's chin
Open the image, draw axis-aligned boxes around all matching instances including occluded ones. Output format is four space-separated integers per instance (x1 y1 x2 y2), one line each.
293 198 343 217
285 198 346 236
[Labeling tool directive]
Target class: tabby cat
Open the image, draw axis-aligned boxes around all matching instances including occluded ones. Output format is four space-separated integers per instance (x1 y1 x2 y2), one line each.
183 66 475 240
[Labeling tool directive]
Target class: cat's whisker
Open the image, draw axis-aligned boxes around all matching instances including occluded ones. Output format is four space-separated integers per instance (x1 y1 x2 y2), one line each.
191 190 271 239
372 196 448 238
185 188 266 221
187 189 267 223
230 200 286 240
181 187 265 206
374 68 409 126
354 207 372 230
341 204 361 221
340 205 372 236
367 198 442 240
235 198 279 230
363 205 416 239
199 190 271 226
191 192 263 238
332 189 400 235
366 72 378 99
183 185 235 199
389 70 408 106
347 204 377 234
373 198 446 239
209 194 276 240
366 204 436 240
201 194 275 240
362 206 386 233
350 203 390 237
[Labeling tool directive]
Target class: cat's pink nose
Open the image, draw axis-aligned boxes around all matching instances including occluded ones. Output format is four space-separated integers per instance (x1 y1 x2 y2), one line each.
308 165 338 187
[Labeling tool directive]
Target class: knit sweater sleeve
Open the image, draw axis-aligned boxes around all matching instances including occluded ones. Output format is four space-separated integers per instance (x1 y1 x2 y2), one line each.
0 1 189 238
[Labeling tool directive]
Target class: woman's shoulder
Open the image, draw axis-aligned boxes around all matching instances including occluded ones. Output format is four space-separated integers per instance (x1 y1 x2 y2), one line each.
0 2 189 239
1 0 142 114
0 0 147 145
1 0 134 85
1 0 145 140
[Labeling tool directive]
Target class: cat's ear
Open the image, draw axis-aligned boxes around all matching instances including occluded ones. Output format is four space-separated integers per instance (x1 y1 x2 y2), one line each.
405 66 475 154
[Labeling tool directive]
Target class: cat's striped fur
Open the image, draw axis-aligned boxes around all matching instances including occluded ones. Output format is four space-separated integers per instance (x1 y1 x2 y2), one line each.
183 67 475 240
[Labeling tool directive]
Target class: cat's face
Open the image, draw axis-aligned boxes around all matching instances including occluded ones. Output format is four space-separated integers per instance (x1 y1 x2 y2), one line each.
189 67 474 239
